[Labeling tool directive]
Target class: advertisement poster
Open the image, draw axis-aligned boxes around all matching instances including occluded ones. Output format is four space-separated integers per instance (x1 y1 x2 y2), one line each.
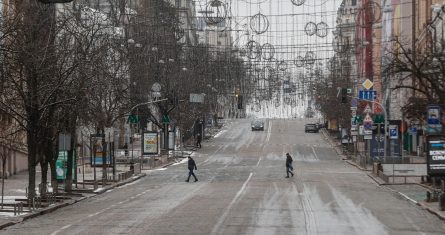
427 136 445 176
56 151 77 182
143 132 158 155
90 134 111 167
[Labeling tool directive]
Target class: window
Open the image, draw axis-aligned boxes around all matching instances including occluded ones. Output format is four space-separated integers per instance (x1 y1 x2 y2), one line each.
351 0 356 6
176 0 181 7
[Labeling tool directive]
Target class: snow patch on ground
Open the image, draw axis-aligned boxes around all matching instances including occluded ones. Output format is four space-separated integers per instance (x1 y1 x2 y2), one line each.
172 158 188 166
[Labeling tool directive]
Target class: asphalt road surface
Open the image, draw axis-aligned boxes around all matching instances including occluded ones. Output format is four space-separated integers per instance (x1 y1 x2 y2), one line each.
2 119 445 235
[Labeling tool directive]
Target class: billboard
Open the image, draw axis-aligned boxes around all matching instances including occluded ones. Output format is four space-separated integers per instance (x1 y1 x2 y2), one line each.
427 135 445 176
142 131 158 155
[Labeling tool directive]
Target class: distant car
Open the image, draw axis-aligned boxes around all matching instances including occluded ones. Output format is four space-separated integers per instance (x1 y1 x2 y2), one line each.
316 123 325 129
305 123 319 133
251 120 265 131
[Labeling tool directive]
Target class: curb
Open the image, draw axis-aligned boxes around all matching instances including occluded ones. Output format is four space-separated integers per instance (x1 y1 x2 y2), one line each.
321 129 445 221
385 186 445 221
421 204 445 221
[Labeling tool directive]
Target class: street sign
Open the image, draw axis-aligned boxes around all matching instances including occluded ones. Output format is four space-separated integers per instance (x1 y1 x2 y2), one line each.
359 125 364 135
362 79 374 90
127 115 139 124
151 82 161 92
162 115 171 124
358 90 377 101
351 98 358 108
190 93 205 103
152 91 162 98
389 125 398 139
351 109 357 117
351 117 357 126
364 104 372 113
364 113 373 131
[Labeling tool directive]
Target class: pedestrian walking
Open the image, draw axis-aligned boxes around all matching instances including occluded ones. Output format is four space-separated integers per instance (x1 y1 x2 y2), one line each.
285 153 294 178
186 156 198 182
196 133 202 148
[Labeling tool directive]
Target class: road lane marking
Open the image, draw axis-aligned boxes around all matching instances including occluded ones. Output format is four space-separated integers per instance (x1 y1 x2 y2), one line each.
50 224 72 235
266 120 272 142
311 146 319 161
87 212 101 217
51 188 151 234
301 184 317 235
256 157 262 167
211 172 253 235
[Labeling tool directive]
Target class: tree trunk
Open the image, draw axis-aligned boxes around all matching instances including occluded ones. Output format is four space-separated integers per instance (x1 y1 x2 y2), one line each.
65 148 73 193
27 136 37 199
40 161 48 196
49 160 57 195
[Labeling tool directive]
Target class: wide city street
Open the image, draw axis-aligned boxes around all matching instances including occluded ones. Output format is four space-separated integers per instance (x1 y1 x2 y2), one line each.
1 119 444 235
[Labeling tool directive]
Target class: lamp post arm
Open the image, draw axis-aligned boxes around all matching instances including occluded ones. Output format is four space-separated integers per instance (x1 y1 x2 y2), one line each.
109 98 168 126
128 98 168 114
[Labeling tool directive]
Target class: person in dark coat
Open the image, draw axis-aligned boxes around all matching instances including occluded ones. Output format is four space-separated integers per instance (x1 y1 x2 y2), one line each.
186 156 198 182
196 133 202 148
285 153 294 178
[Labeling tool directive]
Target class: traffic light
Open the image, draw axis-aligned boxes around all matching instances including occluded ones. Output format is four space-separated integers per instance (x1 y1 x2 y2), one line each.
235 89 240 98
341 88 347 103
237 95 243 109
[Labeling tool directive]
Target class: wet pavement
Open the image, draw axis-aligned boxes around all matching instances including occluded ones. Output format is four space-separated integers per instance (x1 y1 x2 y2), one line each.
0 119 444 234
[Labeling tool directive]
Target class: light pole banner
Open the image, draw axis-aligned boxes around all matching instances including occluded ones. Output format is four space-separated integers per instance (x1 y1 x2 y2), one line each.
143 131 158 155
426 105 442 135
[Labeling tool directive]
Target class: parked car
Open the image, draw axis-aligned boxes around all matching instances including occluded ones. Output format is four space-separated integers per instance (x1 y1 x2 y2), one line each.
251 119 265 131
305 123 319 133
316 123 325 129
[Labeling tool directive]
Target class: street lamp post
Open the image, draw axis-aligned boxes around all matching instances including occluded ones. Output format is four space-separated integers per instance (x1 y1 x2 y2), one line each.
127 99 168 171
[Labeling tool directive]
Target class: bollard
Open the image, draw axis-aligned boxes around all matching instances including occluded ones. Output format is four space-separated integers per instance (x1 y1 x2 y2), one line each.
426 191 431 202
421 176 425 184
441 180 445 192
440 193 445 211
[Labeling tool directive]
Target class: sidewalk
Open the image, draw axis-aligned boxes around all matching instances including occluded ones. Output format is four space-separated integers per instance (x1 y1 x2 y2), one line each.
0 123 225 230
0 154 184 229
321 128 445 221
